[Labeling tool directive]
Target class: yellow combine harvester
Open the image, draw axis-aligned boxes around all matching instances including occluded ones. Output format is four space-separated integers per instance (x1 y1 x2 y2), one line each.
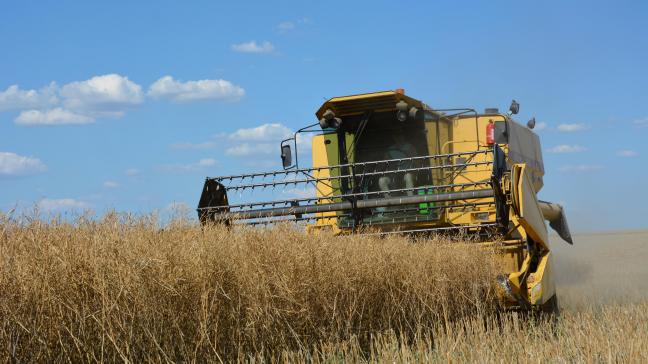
197 90 573 313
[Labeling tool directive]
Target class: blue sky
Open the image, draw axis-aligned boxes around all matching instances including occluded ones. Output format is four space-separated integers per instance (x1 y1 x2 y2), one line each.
1 0 647 231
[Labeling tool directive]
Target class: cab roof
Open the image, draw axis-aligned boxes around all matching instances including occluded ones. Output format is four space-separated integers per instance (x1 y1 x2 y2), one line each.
315 90 425 120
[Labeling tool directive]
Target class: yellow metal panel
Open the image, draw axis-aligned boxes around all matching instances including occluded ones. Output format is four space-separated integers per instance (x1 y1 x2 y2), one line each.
512 164 549 247
326 91 396 103
309 134 339 229
526 251 556 305
508 253 531 297
443 115 502 226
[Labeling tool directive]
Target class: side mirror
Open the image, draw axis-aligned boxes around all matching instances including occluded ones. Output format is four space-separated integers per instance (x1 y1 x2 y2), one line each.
281 144 293 169
527 117 536 129
509 100 520 115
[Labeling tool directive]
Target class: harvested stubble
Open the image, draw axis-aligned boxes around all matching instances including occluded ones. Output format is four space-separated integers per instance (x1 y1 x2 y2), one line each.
283 302 648 363
0 214 499 362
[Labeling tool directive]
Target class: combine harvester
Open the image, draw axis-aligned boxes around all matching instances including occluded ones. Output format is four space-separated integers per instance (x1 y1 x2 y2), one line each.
197 89 573 313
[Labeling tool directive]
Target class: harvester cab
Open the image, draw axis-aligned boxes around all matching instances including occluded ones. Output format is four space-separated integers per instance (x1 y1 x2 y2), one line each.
197 90 573 312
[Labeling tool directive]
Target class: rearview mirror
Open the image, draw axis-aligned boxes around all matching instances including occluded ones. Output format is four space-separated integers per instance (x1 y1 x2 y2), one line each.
281 144 293 169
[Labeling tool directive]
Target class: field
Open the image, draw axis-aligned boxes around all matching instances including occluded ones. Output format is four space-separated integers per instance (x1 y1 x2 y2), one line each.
0 214 647 362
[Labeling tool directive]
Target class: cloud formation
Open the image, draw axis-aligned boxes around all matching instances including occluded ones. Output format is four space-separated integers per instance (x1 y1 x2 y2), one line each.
148 76 245 102
277 21 295 32
634 117 648 128
124 168 140 176
557 123 588 132
559 164 603 173
60 74 144 111
296 132 313 154
231 41 275 53
225 143 275 156
4 74 142 125
15 108 93 125
548 145 587 154
158 158 217 173
170 141 219 150
171 123 309 168
0 83 58 112
225 123 294 160
616 150 638 157
38 198 90 211
229 123 292 141
282 187 316 199
2 74 245 126
220 123 314 167
534 122 547 131
103 181 119 188
276 17 311 33
0 152 47 177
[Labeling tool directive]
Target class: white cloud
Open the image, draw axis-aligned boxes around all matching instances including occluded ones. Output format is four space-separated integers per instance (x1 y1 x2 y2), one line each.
229 123 292 141
547 144 587 154
616 150 638 157
124 168 140 176
38 198 90 211
148 76 245 102
634 117 648 128
276 18 310 33
277 21 295 32
557 123 588 132
15 108 93 125
296 132 313 154
0 83 58 112
4 74 144 126
170 141 218 150
559 164 603 173
196 158 216 167
3 73 246 126
231 41 275 54
241 159 277 168
60 74 144 112
282 187 316 199
0 152 47 177
103 181 119 188
224 123 310 160
225 143 275 156
534 122 547 131
158 158 216 173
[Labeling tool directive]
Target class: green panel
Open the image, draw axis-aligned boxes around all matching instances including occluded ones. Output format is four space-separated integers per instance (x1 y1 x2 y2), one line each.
417 187 438 218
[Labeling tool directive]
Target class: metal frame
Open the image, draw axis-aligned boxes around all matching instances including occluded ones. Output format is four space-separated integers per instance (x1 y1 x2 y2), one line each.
198 146 508 235
280 122 321 170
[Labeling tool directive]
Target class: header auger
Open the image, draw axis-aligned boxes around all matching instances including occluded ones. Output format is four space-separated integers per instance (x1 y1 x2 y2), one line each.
198 89 573 313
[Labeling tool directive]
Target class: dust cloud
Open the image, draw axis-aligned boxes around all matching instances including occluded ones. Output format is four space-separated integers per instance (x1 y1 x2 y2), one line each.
551 230 648 309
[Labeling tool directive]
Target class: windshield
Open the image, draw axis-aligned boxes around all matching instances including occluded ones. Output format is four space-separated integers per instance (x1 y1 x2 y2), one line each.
316 110 454 227
355 116 428 191
341 112 424 160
